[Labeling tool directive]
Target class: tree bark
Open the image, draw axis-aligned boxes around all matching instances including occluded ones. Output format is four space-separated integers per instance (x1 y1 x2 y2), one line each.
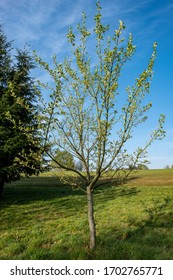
0 177 5 199
87 186 96 249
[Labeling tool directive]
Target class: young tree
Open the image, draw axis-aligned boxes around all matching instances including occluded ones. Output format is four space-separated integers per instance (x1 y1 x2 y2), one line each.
0 26 42 198
35 2 165 249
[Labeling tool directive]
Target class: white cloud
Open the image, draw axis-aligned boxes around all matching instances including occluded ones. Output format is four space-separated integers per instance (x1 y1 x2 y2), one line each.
0 0 85 56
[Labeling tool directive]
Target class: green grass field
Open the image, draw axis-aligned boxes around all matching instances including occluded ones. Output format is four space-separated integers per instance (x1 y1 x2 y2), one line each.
0 169 173 260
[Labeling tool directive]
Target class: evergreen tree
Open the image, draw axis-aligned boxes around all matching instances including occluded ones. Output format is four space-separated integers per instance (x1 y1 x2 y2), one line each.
0 25 12 86
0 26 42 198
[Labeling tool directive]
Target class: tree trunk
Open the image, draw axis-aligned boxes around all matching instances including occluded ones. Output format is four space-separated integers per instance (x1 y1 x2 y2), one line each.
0 177 5 199
87 186 96 249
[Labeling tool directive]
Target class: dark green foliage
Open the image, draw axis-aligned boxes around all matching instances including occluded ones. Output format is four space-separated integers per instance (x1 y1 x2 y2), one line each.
0 26 42 197
0 25 11 85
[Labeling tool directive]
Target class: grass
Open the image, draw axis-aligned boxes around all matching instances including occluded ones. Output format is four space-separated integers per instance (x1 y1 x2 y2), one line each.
0 169 173 260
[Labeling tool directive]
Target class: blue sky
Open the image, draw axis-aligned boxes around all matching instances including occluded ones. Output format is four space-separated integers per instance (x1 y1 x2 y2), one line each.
0 0 173 169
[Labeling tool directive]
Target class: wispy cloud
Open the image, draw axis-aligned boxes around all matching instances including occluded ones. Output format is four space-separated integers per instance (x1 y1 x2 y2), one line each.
1 0 172 50
0 0 83 54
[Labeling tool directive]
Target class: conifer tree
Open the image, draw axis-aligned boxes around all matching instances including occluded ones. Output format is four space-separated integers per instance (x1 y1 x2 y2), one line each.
0 26 42 198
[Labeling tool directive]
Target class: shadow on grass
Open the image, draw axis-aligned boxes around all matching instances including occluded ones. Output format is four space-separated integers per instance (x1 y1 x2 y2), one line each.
16 206 173 260
1 175 172 260
93 199 173 260
1 176 82 205
95 185 139 202
1 176 140 207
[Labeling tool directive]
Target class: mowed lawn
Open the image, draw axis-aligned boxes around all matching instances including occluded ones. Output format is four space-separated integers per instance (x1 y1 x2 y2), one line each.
0 169 173 260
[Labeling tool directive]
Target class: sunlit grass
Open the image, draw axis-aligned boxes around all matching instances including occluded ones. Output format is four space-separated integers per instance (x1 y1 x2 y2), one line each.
0 170 173 259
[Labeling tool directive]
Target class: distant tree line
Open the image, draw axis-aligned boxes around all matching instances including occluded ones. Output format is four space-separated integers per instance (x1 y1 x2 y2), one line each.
50 149 83 171
50 150 149 172
164 165 173 169
128 163 149 170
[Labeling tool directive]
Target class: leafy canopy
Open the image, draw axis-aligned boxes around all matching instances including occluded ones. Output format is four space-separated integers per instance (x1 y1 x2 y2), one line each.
35 2 165 190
